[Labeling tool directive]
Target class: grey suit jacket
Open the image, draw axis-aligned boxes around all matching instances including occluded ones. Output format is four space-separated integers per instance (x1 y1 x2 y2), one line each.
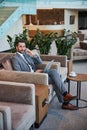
12 52 42 72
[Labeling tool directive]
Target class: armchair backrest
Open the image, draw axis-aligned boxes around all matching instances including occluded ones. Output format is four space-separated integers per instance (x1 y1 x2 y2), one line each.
40 54 67 67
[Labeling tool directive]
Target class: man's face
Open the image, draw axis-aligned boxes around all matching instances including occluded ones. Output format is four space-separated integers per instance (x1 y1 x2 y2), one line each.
16 42 26 53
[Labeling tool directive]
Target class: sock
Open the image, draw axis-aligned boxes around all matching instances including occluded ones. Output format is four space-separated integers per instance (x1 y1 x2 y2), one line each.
63 102 69 105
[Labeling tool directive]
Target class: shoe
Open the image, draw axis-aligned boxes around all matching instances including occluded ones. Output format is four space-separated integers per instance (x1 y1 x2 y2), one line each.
64 94 78 102
62 103 79 110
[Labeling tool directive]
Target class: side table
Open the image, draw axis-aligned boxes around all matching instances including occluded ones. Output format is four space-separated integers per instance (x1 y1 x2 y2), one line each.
35 84 48 127
67 73 87 108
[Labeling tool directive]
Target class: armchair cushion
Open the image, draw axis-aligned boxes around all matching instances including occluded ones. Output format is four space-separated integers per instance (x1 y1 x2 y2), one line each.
70 39 87 61
0 102 35 130
73 48 87 56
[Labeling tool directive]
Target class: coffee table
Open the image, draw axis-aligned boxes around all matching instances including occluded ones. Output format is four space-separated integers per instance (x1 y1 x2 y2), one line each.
67 73 87 108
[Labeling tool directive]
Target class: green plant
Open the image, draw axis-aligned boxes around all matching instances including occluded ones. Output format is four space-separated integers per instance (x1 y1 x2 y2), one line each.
7 35 15 52
7 29 36 52
55 29 77 58
7 28 77 57
30 29 57 54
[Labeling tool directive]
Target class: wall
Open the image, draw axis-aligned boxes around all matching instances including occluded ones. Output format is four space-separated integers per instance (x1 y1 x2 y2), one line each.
27 9 78 33
25 9 64 25
64 9 78 32
0 16 23 52
27 9 78 55
0 9 78 52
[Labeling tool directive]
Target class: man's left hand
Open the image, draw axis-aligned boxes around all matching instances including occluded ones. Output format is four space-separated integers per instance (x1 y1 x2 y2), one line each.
35 69 43 73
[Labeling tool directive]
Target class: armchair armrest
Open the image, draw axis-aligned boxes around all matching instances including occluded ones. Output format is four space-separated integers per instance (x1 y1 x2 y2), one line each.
0 69 48 85
40 55 67 67
36 62 60 73
0 106 12 130
0 81 35 106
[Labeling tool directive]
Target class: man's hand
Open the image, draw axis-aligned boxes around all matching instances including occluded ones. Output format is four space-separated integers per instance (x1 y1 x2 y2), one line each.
26 48 35 56
35 69 43 73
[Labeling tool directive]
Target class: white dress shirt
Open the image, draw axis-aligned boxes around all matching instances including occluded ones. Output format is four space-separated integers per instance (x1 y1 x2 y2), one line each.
17 52 34 72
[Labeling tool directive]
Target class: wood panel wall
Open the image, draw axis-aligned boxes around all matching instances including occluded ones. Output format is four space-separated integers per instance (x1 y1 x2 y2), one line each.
25 9 64 25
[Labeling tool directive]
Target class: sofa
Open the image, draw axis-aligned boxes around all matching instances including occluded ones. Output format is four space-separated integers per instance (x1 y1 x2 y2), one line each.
0 52 67 103
0 80 36 130
70 38 87 61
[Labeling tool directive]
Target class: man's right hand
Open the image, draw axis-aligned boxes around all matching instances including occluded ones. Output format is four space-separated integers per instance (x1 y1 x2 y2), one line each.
26 48 35 56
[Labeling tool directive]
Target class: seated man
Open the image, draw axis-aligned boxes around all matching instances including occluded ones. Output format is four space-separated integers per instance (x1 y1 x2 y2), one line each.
12 40 78 110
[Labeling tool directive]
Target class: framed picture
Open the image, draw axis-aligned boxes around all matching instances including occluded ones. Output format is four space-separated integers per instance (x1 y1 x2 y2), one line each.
70 15 75 24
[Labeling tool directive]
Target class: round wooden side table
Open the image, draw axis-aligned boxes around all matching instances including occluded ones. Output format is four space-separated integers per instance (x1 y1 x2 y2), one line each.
67 73 87 108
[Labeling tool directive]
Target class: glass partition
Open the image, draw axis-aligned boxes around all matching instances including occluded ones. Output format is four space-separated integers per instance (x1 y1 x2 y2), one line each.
1 0 36 7
3 0 35 4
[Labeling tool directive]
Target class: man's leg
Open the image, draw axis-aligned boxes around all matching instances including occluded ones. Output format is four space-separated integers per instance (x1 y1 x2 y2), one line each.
48 69 78 110
48 69 67 103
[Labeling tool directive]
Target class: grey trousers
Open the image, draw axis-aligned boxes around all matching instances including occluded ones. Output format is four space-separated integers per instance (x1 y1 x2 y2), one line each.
47 69 67 103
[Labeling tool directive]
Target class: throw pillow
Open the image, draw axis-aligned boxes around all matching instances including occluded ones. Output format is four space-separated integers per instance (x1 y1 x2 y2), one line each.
1 56 13 70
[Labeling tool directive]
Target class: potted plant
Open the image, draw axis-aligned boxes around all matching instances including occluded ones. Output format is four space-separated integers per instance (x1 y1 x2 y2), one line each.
7 29 57 54
7 29 36 52
30 29 57 54
55 29 77 59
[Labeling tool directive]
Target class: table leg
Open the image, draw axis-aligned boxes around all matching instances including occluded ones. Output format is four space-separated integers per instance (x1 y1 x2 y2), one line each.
77 81 81 107
68 80 70 93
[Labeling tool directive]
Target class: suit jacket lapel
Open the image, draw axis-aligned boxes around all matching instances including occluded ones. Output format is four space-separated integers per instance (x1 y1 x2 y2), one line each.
16 53 29 65
23 54 34 66
16 53 35 70
23 54 35 70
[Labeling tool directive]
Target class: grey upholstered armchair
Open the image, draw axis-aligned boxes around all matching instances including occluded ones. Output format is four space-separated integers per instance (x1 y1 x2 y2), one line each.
0 81 36 130
0 52 67 103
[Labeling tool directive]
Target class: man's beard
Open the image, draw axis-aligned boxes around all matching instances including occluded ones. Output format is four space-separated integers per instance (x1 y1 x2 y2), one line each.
18 50 25 54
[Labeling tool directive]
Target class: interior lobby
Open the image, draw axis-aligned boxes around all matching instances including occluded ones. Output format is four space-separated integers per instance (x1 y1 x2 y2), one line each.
0 1 87 130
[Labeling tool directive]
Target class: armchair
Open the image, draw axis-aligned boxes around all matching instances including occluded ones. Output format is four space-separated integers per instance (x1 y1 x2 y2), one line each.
0 52 67 103
0 52 67 82
0 81 35 130
0 52 64 103
0 52 68 127
70 39 87 61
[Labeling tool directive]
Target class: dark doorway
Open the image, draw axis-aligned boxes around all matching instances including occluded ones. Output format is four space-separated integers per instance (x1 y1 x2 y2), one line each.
78 11 87 29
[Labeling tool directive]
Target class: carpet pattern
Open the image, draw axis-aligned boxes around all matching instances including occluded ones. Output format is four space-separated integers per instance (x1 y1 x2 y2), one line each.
35 60 87 130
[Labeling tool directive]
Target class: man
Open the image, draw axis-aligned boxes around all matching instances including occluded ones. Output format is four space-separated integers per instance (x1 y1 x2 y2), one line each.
12 40 78 110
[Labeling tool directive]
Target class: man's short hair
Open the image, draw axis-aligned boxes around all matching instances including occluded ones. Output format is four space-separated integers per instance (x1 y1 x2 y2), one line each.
15 39 26 47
